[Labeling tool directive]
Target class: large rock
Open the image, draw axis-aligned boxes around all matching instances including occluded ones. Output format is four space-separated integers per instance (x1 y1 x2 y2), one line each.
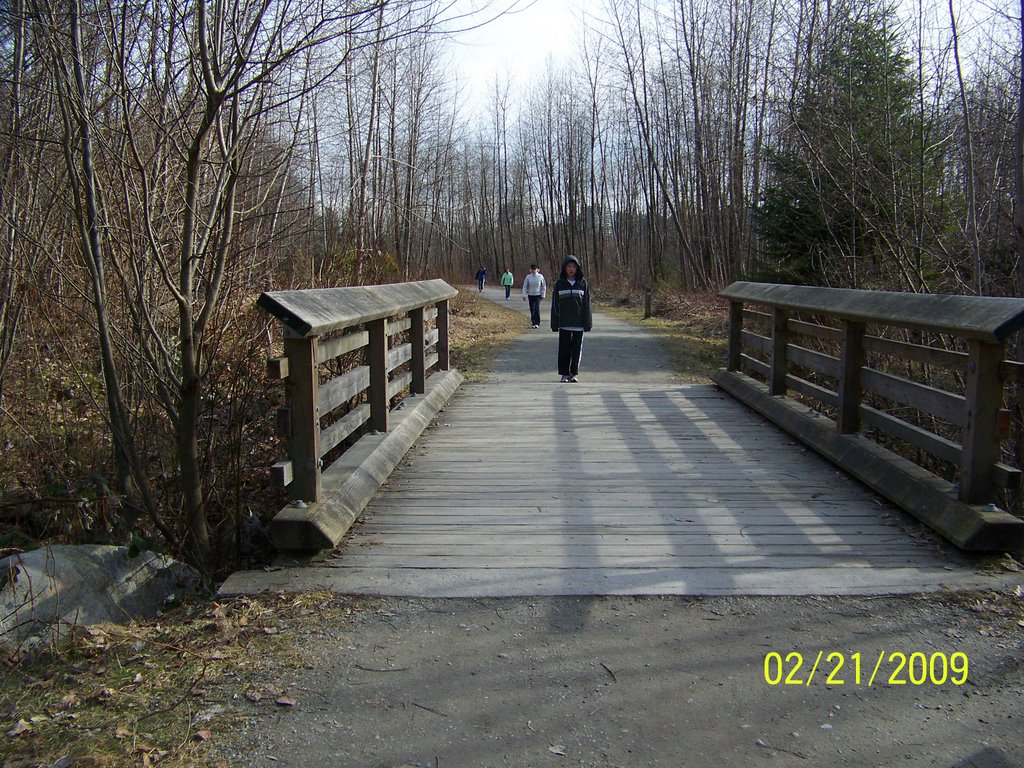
1 544 200 662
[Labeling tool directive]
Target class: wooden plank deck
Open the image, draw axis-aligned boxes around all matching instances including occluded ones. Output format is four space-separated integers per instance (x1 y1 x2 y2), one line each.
220 290 1012 597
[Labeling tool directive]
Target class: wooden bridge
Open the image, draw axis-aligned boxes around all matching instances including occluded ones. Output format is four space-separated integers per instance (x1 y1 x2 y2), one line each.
220 281 1024 597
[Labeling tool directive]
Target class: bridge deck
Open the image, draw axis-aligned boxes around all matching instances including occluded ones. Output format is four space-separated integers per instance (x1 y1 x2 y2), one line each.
221 289 1007 597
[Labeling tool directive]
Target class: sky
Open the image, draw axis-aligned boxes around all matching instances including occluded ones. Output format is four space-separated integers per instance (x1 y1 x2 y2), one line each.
446 0 601 108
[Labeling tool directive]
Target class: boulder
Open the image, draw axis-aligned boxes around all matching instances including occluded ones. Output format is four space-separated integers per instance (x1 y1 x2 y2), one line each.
1 544 200 662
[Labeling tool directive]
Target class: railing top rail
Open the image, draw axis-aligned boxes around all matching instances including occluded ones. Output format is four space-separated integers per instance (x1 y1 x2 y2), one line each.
721 281 1024 343
258 279 457 338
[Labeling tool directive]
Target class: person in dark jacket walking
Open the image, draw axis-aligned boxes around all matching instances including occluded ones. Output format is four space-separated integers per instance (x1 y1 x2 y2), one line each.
550 254 592 382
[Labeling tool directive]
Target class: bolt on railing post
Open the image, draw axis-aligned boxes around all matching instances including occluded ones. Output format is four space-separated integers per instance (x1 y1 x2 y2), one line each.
436 299 450 370
410 306 426 395
960 339 1004 504
837 321 866 434
770 307 789 396
727 301 743 372
283 331 321 502
367 317 389 433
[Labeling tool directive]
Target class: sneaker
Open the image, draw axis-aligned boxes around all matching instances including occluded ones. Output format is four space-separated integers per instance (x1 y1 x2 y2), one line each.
560 376 570 382
568 375 578 382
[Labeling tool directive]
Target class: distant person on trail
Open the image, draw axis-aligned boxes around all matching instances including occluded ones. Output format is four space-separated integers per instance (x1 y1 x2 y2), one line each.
475 266 487 292
500 268 514 300
521 263 547 329
550 254 592 383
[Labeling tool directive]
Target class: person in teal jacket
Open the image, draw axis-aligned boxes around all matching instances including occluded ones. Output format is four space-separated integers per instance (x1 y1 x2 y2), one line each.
500 268 514 300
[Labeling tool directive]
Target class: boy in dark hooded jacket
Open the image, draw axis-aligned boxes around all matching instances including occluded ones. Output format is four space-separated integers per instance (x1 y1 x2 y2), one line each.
550 254 593 382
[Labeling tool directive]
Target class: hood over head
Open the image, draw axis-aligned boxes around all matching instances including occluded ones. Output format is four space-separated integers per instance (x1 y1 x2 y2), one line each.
559 254 584 280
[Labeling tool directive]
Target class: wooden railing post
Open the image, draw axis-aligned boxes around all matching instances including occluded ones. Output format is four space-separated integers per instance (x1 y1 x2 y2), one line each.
960 339 1004 503
837 321 866 434
367 318 389 432
727 301 743 372
283 332 321 502
436 299 450 370
410 307 426 395
770 307 789 395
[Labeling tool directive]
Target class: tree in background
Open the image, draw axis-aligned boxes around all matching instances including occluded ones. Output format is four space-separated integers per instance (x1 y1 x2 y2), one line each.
755 2 926 289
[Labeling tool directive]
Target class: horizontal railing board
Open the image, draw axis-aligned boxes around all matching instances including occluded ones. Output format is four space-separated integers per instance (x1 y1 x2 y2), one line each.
722 281 1024 343
317 330 369 364
388 318 412 337
785 373 839 407
742 309 771 323
740 353 769 378
389 371 413 399
1003 360 1024 384
426 351 439 371
258 280 457 338
788 319 841 342
786 344 839 377
319 404 371 458
741 330 770 354
388 342 412 372
319 366 370 417
859 405 961 465
859 405 1020 490
863 335 967 369
860 367 965 426
425 328 439 348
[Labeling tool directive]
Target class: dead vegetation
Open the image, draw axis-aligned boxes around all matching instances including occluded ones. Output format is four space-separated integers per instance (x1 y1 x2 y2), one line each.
0 590 387 768
597 287 730 382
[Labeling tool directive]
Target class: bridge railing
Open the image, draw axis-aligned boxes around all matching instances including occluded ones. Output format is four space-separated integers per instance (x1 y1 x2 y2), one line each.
258 280 462 549
712 281 1024 551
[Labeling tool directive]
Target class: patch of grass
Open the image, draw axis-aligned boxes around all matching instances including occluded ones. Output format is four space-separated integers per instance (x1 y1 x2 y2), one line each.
597 289 729 382
0 592 351 768
448 289 526 382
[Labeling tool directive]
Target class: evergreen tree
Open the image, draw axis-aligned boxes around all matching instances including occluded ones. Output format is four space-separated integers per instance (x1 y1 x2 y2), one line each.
756 3 925 287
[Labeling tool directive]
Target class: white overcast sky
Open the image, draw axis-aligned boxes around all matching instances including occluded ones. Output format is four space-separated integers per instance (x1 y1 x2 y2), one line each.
447 0 603 107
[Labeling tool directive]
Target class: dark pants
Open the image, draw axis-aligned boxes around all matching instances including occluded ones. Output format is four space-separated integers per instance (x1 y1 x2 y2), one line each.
504 285 511 299
477 279 484 291
558 330 585 376
528 295 542 326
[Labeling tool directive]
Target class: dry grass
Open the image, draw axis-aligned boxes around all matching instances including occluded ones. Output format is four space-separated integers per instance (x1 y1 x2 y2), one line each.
597 289 730 382
0 591 378 767
447 289 527 382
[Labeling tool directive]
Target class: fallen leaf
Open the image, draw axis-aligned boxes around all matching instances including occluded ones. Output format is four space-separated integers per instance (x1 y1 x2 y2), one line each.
195 730 213 741
115 726 132 739
275 697 296 707
244 691 262 703
548 745 567 756
59 693 80 710
6 719 31 737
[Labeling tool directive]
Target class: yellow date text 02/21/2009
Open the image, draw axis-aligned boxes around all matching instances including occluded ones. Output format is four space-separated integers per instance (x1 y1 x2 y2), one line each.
763 651 969 687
